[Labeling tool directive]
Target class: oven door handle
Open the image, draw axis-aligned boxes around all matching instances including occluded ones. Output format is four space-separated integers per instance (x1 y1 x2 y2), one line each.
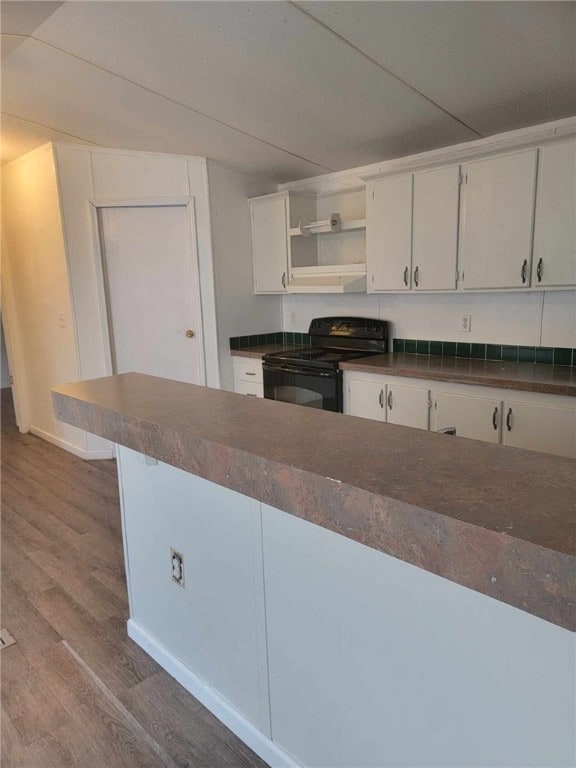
263 364 335 378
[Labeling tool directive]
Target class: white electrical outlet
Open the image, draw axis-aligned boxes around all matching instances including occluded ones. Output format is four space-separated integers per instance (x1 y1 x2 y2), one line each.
170 548 185 587
459 314 472 333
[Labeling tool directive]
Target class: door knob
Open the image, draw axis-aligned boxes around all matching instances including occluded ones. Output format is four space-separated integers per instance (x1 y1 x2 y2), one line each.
185 329 195 338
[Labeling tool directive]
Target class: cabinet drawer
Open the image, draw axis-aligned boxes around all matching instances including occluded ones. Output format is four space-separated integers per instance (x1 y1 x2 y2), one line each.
233 358 263 383
235 379 263 398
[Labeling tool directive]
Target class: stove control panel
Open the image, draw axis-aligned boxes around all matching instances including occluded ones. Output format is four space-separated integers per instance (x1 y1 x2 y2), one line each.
309 317 388 340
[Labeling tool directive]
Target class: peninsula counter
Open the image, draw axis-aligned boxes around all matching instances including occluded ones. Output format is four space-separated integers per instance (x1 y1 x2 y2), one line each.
52 373 575 768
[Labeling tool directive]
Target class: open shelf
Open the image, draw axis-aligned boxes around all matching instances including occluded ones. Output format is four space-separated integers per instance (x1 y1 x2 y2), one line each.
289 218 366 237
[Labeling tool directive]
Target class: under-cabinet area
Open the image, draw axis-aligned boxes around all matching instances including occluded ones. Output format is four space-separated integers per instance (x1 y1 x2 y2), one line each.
250 126 576 296
343 371 576 458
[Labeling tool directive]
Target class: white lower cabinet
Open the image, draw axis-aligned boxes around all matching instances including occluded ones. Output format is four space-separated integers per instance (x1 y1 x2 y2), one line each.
233 356 264 397
502 400 576 458
347 376 430 430
344 372 575 458
346 378 386 421
386 382 430 429
433 392 502 443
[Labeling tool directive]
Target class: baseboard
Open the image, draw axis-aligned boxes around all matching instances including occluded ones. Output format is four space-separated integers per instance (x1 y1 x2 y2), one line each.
127 619 300 768
29 425 114 460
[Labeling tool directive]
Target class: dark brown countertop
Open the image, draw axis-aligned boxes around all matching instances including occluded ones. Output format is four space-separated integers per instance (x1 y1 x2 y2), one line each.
52 373 576 631
231 344 300 359
341 353 576 397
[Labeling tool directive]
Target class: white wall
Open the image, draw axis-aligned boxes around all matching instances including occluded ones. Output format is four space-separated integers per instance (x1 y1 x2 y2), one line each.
0 315 11 388
283 290 576 348
207 162 280 391
1 144 88 452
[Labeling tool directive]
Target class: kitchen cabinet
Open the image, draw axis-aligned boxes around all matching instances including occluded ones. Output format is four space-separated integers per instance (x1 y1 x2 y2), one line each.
344 371 575 458
433 392 502 443
346 376 429 430
367 174 413 291
386 382 430 429
346 378 386 421
412 165 460 291
532 139 576 288
233 356 263 397
250 192 289 294
459 149 537 289
502 400 576 458
251 189 366 294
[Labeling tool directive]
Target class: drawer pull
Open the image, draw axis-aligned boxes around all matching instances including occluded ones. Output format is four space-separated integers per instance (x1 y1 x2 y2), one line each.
413 265 419 287
536 258 543 283
387 390 393 410
378 389 384 409
492 406 498 430
245 371 256 376
403 266 409 287
506 407 513 432
520 259 527 284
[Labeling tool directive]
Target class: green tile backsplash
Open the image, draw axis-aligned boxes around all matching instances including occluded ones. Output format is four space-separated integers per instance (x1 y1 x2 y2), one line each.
391 338 575 366
231 333 575 366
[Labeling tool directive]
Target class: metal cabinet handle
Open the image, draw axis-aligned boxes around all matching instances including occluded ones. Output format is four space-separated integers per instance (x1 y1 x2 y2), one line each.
403 266 409 287
246 371 256 376
506 407 513 432
378 389 384 409
492 406 498 430
536 258 543 283
387 390 393 410
414 266 419 287
281 272 287 288
520 259 527 284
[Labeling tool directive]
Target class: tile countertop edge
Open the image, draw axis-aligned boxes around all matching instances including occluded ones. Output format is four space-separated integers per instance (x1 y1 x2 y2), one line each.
52 375 575 632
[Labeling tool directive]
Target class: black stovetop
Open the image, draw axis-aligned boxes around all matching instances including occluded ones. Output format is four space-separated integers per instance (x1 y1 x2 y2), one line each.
263 347 377 371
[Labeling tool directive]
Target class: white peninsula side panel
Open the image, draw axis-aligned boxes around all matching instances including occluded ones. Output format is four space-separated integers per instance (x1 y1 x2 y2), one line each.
117 446 271 737
262 504 575 768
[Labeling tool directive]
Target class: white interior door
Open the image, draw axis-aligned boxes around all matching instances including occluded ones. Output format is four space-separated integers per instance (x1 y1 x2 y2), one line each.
98 204 204 384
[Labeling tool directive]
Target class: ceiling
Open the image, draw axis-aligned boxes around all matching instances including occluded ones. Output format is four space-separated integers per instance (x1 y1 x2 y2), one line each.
1 1 575 182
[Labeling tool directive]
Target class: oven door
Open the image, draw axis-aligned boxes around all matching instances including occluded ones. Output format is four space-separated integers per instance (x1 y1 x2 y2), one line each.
263 363 342 412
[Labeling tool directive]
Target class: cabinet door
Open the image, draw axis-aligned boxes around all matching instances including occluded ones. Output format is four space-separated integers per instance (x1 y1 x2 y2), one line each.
434 392 502 443
368 175 413 291
386 383 430 430
412 166 460 290
502 401 576 458
250 194 288 293
347 378 386 421
532 140 576 288
460 150 537 289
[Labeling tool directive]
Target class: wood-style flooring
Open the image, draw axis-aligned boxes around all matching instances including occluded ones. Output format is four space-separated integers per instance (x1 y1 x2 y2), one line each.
1 389 268 768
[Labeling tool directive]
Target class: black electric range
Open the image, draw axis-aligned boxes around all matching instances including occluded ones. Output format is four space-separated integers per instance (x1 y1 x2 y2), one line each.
262 317 389 412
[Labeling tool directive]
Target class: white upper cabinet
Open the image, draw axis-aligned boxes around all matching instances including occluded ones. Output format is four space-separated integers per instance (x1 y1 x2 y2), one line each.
250 192 289 294
412 165 460 291
367 174 413 291
532 140 576 288
459 149 538 290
